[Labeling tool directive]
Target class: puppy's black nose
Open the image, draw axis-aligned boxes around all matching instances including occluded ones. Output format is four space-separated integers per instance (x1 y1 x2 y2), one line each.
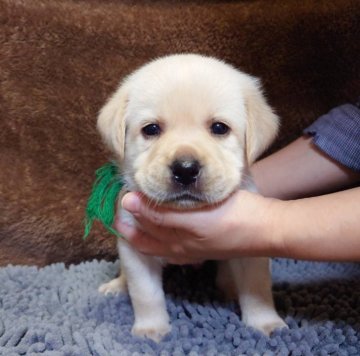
171 158 201 186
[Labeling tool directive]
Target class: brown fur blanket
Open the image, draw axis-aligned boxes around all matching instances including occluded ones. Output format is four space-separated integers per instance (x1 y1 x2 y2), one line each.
1 0 359 266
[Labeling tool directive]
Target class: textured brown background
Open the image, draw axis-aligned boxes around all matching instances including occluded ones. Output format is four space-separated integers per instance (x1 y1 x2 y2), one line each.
1 0 359 266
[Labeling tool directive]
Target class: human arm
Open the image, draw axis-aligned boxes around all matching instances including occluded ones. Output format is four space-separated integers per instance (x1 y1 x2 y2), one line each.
270 187 360 261
251 136 360 200
116 186 360 263
115 130 360 263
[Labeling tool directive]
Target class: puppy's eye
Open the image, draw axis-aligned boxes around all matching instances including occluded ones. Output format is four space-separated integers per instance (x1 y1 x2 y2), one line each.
142 123 161 137
210 122 230 135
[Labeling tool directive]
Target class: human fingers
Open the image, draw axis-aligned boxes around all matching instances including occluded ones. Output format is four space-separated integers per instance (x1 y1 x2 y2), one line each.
115 214 199 260
131 213 186 245
121 193 210 230
114 217 170 257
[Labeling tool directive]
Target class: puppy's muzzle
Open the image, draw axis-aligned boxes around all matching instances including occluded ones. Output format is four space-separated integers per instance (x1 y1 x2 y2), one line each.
170 157 201 186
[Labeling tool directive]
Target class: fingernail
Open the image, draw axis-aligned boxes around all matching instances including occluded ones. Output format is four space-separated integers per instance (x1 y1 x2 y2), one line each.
121 193 140 212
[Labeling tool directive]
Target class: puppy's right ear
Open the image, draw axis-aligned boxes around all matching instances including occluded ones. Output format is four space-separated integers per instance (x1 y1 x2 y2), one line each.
97 82 129 161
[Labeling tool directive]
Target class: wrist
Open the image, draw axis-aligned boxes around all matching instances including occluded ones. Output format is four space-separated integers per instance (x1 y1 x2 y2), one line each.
230 191 286 258
261 197 289 258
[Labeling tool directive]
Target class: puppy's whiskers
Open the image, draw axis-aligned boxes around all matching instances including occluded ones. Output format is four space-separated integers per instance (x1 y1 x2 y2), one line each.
146 194 164 210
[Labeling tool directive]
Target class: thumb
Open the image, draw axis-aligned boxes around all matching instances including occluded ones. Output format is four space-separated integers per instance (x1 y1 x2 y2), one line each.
121 192 199 229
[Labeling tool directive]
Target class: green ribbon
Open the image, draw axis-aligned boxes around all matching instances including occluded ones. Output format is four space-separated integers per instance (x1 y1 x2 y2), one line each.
83 161 124 239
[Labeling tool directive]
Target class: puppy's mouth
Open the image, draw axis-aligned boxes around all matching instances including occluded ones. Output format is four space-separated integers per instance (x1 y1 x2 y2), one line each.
162 191 207 208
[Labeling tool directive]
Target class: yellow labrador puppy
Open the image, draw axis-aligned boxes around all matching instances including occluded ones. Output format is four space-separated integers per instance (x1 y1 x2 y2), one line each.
97 54 286 342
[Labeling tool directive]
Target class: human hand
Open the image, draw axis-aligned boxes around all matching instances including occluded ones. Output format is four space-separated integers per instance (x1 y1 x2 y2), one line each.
115 190 282 264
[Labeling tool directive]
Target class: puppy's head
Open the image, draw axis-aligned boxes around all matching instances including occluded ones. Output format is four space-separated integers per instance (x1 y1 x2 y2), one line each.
98 54 278 208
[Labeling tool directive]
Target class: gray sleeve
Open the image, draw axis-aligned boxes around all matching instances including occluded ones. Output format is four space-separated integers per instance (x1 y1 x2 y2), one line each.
303 103 360 172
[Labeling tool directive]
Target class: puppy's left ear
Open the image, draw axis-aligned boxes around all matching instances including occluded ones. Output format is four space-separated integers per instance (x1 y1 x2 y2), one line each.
244 78 279 165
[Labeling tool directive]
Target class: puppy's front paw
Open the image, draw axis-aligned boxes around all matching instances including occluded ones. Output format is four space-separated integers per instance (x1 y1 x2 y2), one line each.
246 315 288 336
132 321 171 343
259 318 288 336
98 276 127 295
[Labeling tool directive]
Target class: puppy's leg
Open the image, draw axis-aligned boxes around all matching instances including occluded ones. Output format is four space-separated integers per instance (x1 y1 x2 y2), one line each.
98 190 130 296
119 240 171 343
229 257 287 335
98 267 128 295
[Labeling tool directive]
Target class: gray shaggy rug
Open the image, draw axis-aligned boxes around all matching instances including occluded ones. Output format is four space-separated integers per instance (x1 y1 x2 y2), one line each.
0 259 359 355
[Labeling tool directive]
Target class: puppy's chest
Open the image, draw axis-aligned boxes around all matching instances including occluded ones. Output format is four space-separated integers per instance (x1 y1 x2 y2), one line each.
240 178 257 193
